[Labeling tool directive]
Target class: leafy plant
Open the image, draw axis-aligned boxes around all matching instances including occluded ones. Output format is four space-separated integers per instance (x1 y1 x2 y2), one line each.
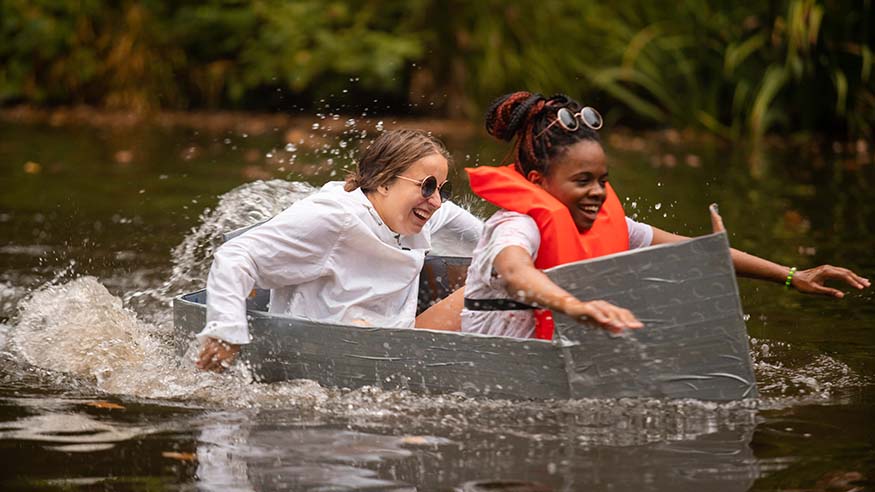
0 0 872 140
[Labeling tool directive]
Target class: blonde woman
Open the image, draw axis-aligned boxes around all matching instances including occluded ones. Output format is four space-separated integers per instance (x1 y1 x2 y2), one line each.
197 130 482 370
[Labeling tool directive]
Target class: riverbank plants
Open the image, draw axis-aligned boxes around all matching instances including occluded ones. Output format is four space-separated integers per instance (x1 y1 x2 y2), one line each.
1 0 872 142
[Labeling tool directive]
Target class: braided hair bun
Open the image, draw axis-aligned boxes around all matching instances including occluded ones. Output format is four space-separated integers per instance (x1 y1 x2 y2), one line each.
485 92 545 141
484 91 600 177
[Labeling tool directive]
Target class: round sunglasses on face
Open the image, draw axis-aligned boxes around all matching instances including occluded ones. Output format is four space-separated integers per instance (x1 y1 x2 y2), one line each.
394 175 452 203
536 106 603 138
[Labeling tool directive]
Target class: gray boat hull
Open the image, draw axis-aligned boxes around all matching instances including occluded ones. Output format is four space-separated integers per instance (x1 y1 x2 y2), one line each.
174 232 757 401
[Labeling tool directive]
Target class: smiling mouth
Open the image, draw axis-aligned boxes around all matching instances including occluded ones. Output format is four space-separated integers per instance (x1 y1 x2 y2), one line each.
412 208 431 221
578 203 601 216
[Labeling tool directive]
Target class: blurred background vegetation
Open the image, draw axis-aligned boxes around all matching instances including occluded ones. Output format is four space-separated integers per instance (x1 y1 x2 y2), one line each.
1 0 872 142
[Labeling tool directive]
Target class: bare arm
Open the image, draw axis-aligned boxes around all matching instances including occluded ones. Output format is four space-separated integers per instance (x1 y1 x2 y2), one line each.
650 227 870 297
493 246 643 333
415 287 465 331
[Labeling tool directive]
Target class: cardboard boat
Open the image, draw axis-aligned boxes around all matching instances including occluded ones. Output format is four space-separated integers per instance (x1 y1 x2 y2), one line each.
174 231 757 401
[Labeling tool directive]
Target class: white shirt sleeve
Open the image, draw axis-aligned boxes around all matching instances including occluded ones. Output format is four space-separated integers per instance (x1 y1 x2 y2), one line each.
626 216 653 249
473 212 540 291
196 195 346 344
426 200 484 256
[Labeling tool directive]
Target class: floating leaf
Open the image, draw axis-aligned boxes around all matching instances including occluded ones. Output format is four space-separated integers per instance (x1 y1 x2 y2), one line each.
23 162 42 174
113 150 133 164
401 436 428 445
400 435 452 446
85 401 125 410
162 451 197 462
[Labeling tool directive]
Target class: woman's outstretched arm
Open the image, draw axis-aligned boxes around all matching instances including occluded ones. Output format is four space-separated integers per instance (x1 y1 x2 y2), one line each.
494 246 643 333
650 227 870 297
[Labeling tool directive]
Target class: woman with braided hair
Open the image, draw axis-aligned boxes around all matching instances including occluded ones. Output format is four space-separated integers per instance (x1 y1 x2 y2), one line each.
459 91 869 340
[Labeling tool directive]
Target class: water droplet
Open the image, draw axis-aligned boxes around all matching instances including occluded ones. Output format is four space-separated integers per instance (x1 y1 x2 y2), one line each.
375 121 384 131
285 143 297 152
312 123 320 130
654 203 662 210
265 152 273 159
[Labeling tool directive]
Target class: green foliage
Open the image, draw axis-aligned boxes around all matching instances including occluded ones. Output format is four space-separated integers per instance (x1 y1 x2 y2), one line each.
0 0 872 140
0 0 425 110
556 0 875 141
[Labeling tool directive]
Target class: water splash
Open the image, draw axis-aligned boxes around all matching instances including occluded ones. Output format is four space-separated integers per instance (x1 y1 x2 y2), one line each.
124 179 317 319
14 277 188 397
749 337 868 402
9 276 336 407
0 281 28 320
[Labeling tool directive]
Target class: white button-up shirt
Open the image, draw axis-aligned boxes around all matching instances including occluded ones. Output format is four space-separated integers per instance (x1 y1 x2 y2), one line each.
197 182 483 344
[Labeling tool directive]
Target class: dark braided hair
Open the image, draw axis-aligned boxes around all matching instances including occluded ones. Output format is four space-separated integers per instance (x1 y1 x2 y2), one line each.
485 91 601 177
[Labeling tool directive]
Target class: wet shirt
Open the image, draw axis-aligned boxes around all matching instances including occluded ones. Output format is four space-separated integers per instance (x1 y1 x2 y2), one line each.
197 183 483 344
460 210 653 339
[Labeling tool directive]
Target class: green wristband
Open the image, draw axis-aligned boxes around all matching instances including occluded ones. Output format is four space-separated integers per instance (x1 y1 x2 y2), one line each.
785 266 797 289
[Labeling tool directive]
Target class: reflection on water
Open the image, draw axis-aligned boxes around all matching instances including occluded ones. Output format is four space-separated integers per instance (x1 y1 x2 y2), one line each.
196 413 417 491
0 411 151 452
0 395 765 490
191 411 760 492
0 120 873 490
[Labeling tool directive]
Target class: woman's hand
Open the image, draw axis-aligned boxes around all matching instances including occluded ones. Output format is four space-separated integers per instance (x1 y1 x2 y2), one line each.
791 265 871 298
564 298 644 334
196 337 241 372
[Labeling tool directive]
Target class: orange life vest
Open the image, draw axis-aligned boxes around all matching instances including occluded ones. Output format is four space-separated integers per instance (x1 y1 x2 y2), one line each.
465 164 630 339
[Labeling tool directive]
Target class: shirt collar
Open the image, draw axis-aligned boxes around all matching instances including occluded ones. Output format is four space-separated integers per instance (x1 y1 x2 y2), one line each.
344 186 432 251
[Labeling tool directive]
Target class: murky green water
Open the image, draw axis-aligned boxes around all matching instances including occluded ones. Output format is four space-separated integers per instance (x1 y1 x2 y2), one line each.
1 118 873 491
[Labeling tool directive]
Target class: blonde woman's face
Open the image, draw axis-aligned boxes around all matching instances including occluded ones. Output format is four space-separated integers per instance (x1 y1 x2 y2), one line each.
376 153 448 236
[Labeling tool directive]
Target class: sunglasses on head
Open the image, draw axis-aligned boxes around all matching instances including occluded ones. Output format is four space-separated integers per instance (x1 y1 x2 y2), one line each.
536 106 603 138
394 174 452 203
